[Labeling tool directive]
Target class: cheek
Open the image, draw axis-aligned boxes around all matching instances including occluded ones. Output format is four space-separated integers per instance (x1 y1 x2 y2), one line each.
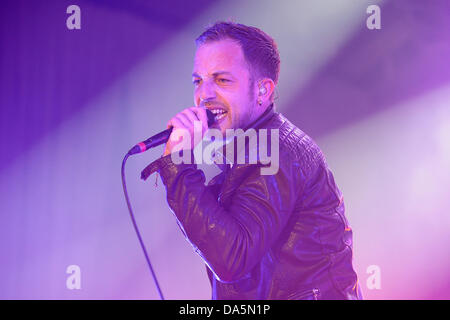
193 89 201 106
217 90 246 125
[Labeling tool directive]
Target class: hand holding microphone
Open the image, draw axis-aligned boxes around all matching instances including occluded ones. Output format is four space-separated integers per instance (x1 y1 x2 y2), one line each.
163 107 214 156
127 108 215 156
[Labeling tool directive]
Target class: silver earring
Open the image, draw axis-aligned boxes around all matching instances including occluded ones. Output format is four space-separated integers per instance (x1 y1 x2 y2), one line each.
259 87 266 95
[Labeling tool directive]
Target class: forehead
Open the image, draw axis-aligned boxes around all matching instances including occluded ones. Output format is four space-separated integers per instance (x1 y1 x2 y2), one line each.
193 39 249 76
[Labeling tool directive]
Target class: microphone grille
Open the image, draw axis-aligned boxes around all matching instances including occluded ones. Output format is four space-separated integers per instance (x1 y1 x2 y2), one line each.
205 109 216 126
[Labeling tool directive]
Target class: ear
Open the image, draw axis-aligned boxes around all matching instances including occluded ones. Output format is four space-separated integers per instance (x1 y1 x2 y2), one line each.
257 78 275 104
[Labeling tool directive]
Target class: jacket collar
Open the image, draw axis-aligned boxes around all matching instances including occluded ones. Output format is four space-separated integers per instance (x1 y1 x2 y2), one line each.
214 103 276 171
244 103 276 131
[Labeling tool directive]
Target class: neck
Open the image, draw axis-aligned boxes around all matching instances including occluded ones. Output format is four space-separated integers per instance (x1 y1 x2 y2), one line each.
244 103 274 130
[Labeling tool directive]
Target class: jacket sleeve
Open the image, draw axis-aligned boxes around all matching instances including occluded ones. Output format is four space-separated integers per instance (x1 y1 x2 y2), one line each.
149 154 298 283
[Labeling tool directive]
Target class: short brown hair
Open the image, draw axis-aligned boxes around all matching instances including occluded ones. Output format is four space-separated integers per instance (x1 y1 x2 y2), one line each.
196 21 280 85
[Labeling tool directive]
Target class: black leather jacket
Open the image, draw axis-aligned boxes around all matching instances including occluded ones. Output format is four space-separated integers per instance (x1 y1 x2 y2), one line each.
142 105 362 300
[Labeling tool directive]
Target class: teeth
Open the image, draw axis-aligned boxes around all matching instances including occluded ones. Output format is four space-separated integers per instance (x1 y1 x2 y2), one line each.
215 113 227 121
210 109 226 114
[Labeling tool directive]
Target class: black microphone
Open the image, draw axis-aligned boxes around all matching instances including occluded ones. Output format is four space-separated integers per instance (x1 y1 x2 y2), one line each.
127 109 216 155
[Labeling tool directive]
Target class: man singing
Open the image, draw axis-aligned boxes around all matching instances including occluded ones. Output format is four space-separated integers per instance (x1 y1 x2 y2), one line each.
142 21 362 300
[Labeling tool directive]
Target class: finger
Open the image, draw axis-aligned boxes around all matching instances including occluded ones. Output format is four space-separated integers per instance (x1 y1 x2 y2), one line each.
190 107 208 129
167 117 183 129
176 112 193 128
181 108 200 126
168 117 186 129
167 111 192 129
189 108 208 136
167 108 202 129
167 116 176 128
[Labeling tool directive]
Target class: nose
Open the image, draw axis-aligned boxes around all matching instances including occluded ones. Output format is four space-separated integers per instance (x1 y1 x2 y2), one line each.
196 80 216 106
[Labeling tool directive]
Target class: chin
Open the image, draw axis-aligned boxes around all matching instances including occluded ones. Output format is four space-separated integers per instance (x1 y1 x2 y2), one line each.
216 125 228 137
214 119 232 135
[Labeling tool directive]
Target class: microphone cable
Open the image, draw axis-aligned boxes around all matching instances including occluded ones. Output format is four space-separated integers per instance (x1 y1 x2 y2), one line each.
121 153 165 300
121 109 215 300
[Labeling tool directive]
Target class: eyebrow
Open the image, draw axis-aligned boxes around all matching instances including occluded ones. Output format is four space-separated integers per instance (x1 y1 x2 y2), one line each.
192 71 234 78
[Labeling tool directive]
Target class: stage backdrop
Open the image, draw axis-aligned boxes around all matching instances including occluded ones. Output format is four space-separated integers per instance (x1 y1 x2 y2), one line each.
1 0 449 299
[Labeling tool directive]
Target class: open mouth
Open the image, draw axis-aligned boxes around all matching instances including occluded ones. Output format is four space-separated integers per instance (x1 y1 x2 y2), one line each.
209 108 228 122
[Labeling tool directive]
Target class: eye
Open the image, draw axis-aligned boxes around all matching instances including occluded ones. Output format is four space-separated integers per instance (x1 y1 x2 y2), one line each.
192 78 201 85
217 78 231 84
